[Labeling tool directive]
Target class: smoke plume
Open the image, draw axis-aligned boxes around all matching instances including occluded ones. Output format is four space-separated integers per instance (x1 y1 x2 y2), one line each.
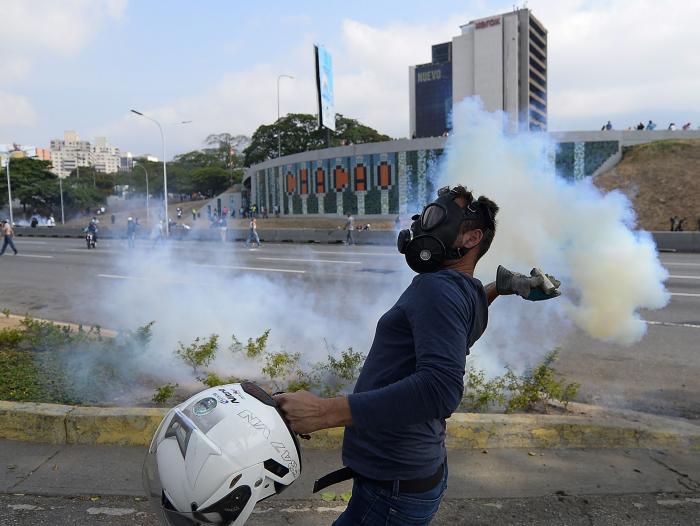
439 99 669 371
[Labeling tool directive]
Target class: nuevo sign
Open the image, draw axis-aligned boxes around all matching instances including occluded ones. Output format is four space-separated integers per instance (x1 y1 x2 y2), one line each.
416 69 443 83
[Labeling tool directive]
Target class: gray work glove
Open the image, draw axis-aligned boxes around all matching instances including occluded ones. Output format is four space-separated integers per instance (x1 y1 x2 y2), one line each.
496 265 562 301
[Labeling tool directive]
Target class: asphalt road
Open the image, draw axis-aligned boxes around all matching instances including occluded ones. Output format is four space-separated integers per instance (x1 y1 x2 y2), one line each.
0 237 699 419
4 492 700 525
3 440 700 525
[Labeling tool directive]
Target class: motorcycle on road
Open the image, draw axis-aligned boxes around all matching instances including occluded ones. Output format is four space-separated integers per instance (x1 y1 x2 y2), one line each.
86 231 96 249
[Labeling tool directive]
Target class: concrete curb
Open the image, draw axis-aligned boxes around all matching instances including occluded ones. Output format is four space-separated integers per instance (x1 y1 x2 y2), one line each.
1 400 698 450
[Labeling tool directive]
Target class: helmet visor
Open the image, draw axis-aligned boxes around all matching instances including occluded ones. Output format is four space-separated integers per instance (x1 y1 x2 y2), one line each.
420 204 447 231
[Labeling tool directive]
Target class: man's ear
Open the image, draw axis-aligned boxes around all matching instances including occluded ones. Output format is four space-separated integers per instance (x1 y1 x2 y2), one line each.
462 229 484 250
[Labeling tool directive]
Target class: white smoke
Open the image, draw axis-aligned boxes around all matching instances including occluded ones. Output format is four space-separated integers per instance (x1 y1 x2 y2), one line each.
439 99 669 371
89 240 407 396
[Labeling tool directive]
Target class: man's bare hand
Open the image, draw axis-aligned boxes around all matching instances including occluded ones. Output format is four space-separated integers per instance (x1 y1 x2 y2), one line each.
274 391 352 435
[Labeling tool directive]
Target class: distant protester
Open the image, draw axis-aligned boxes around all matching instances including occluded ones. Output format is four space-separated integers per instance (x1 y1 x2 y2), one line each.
668 123 676 131
636 122 645 130
0 219 18 255
602 120 613 131
682 122 692 130
647 120 657 130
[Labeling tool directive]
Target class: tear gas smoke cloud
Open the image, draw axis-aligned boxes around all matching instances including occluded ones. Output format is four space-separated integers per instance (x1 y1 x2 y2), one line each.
440 99 669 372
89 241 409 394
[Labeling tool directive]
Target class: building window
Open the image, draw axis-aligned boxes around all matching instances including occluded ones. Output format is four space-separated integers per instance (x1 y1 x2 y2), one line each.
529 57 546 76
286 171 296 194
529 43 545 63
334 165 348 191
530 69 546 89
355 164 366 192
377 161 392 189
529 96 547 113
530 110 547 125
530 18 546 39
530 82 546 101
316 167 325 194
300 168 308 195
529 30 546 51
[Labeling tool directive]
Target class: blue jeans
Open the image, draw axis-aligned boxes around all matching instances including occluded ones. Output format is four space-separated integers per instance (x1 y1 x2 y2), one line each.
1 235 17 255
333 464 447 526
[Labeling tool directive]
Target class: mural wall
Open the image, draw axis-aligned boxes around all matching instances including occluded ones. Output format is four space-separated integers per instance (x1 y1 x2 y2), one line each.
250 139 621 216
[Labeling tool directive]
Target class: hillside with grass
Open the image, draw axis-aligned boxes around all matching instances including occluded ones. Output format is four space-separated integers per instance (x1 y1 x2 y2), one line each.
594 140 700 231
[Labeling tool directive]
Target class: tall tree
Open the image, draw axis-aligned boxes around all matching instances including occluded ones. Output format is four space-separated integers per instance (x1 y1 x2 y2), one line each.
204 133 250 168
0 157 59 215
242 113 391 166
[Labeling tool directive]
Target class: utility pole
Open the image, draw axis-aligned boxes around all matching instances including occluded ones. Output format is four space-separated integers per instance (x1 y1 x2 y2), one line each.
277 74 294 158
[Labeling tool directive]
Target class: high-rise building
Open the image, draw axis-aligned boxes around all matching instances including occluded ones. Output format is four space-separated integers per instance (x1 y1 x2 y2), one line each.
49 131 121 178
409 8 547 137
92 136 120 174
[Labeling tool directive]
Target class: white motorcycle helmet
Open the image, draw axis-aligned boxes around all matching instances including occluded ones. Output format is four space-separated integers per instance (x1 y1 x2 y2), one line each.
143 382 301 525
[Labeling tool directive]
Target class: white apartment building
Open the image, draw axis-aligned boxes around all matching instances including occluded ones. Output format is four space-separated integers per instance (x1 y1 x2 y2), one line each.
92 137 120 174
50 131 122 178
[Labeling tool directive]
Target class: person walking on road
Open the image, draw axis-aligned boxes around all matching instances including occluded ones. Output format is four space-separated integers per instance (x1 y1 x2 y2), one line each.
152 220 165 247
246 217 260 247
0 219 18 255
275 185 562 525
126 217 137 248
344 212 356 245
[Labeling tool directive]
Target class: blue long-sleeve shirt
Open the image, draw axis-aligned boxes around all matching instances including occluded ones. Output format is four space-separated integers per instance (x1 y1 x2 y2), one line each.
342 269 488 480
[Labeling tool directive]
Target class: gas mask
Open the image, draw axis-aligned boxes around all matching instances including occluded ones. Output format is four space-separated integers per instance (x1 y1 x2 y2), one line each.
397 186 484 273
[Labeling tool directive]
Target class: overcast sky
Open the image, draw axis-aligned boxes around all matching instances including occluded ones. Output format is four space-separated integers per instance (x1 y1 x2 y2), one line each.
1 0 698 159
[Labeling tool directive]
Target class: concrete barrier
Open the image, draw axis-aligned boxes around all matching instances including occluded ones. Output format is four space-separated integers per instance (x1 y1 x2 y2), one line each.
652 231 700 252
14 226 700 251
14 226 398 245
2 400 698 450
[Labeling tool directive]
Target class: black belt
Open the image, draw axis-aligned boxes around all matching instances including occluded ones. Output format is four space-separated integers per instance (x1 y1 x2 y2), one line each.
313 462 444 494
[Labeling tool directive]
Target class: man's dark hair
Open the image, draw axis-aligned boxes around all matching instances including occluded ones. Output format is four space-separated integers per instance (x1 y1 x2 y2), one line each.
452 185 499 261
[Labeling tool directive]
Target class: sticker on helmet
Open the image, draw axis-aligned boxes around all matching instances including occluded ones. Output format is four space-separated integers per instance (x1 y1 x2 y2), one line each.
192 397 218 416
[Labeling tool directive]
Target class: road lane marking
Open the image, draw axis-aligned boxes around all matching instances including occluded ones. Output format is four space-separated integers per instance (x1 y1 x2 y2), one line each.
257 257 361 265
194 263 306 274
98 274 144 280
15 240 47 244
313 251 399 257
667 275 700 280
15 254 54 259
645 320 700 329
669 292 700 297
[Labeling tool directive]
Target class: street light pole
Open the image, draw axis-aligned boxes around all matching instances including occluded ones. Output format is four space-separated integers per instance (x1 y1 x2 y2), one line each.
131 109 169 236
59 177 65 225
5 152 13 225
277 74 294 158
134 162 149 224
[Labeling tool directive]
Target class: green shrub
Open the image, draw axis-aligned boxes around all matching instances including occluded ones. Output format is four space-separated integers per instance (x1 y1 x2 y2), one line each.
230 329 270 358
315 346 365 397
461 367 509 412
176 335 219 374
198 372 242 388
461 349 579 413
505 350 580 413
152 383 178 404
262 351 305 390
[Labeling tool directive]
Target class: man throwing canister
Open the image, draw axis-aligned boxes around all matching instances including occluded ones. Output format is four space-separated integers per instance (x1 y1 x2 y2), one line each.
276 185 561 525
